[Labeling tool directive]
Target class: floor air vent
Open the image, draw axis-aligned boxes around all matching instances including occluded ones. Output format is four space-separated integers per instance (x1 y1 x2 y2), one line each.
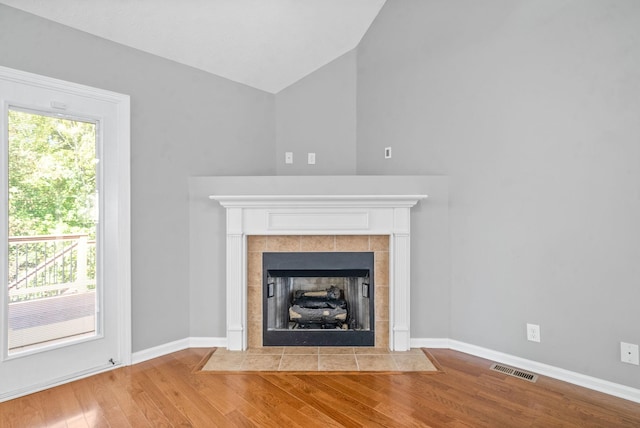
490 363 538 383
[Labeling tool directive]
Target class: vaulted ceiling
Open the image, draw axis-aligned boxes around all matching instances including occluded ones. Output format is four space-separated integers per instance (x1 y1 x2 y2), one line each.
0 0 386 93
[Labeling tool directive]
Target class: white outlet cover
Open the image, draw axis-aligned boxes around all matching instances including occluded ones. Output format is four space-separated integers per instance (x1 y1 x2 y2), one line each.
621 342 640 365
526 323 540 342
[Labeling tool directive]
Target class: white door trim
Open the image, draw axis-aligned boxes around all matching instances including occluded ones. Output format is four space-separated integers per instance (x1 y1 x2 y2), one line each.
0 66 131 401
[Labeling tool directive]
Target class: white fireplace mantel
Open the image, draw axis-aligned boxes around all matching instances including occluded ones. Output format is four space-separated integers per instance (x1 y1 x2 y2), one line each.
210 193 427 351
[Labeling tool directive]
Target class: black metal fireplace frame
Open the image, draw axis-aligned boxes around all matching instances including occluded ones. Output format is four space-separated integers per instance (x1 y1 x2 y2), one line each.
262 251 375 347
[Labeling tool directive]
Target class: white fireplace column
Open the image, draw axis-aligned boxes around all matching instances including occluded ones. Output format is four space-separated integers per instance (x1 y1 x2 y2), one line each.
224 207 246 351
210 195 427 351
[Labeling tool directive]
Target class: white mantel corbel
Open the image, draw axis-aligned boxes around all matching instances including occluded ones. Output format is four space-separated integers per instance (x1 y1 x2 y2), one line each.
210 194 427 351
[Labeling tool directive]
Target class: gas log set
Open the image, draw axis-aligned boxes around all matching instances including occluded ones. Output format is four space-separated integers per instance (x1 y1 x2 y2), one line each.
288 286 348 329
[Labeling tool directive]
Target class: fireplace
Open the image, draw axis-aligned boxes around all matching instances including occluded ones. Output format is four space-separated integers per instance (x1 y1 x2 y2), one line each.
210 193 427 351
263 251 375 346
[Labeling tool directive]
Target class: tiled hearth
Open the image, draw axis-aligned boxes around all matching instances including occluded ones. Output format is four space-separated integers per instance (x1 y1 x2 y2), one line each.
202 347 437 372
246 235 389 349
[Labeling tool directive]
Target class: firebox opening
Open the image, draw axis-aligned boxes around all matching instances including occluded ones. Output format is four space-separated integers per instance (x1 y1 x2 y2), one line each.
262 252 375 347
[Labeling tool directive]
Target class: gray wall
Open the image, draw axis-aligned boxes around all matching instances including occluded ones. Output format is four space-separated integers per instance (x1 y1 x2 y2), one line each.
0 4 276 352
357 0 640 388
275 50 357 175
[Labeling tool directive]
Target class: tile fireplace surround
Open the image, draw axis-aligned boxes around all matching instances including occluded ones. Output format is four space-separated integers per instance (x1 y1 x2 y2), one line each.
210 192 427 351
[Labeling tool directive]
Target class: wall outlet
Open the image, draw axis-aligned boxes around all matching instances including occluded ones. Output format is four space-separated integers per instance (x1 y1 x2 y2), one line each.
527 323 540 342
384 147 392 159
285 152 293 164
307 152 316 165
621 342 640 365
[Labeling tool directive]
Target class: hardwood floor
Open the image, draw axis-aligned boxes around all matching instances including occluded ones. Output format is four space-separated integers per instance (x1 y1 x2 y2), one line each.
1 348 639 427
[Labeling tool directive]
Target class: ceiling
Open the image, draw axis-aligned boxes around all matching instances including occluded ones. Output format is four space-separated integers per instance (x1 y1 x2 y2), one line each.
0 0 386 93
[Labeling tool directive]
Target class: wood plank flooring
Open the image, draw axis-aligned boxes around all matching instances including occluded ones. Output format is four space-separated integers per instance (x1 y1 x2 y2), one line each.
1 348 639 427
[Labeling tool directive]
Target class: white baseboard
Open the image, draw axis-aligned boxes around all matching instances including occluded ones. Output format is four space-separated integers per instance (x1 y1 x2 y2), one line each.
411 337 640 404
132 338 190 364
131 337 226 364
189 336 227 348
411 338 450 349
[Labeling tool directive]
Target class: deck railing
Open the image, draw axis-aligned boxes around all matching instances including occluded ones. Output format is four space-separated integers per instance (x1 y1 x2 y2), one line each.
7 234 96 302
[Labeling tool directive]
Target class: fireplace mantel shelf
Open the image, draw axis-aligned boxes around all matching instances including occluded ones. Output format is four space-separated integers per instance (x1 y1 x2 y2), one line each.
210 194 427 208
